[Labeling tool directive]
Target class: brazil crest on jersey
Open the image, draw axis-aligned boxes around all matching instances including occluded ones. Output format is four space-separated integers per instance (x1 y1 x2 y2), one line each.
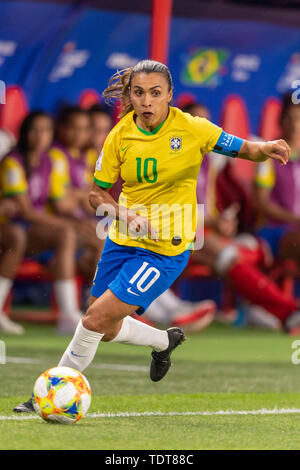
94 106 222 256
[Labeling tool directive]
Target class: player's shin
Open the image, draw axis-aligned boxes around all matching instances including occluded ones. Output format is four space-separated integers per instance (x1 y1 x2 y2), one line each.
58 319 103 371
110 315 169 351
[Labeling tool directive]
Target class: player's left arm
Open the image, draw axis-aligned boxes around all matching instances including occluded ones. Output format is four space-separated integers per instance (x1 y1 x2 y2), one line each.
195 119 290 165
237 139 290 165
212 130 290 165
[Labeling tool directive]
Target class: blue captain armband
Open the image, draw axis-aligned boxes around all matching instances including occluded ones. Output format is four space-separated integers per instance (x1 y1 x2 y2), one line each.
213 131 244 158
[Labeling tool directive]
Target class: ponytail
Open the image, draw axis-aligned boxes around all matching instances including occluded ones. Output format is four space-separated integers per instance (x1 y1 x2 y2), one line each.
102 67 134 118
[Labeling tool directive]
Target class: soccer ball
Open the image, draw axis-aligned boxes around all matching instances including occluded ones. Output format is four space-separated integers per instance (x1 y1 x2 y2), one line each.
32 366 91 424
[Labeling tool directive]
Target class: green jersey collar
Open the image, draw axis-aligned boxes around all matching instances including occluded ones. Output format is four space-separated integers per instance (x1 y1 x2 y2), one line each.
135 119 166 136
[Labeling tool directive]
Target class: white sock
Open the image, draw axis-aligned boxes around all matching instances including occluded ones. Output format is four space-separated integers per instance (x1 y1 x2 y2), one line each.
0 276 12 312
54 279 81 318
110 315 169 352
58 320 103 372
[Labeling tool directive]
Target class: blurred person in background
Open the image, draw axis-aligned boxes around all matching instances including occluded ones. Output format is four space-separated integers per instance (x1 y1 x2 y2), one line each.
0 111 82 334
183 101 299 332
89 104 113 152
0 198 25 334
86 103 113 185
48 106 104 281
254 94 300 332
142 288 216 334
255 94 300 262
0 128 16 161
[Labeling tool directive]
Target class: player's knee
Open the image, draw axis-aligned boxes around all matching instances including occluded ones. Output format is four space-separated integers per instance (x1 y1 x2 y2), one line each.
57 223 76 249
83 306 112 334
6 224 27 251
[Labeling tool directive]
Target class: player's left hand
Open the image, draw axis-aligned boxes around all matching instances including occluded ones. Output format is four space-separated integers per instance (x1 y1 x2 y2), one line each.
260 139 291 165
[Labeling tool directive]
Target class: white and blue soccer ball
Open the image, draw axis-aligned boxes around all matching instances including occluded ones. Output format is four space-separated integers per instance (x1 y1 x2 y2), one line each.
32 366 91 424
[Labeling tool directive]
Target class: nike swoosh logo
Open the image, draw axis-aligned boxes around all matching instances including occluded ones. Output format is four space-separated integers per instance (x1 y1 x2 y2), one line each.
121 145 129 152
127 287 140 296
71 351 88 358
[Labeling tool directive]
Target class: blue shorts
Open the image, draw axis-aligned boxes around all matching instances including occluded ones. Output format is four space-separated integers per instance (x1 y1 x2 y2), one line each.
91 237 190 315
256 226 288 255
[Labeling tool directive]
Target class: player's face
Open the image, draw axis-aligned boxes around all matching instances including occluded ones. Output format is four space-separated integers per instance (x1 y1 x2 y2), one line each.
90 112 112 153
27 116 54 153
61 113 91 150
130 72 172 131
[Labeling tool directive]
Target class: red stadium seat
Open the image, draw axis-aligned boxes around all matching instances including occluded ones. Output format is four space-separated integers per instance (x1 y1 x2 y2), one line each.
3 260 83 323
175 92 197 109
259 97 282 141
0 85 28 138
220 94 254 190
78 89 101 109
112 99 123 125
221 94 250 140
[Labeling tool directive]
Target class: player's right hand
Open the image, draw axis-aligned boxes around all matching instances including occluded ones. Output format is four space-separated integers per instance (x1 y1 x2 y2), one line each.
127 211 159 242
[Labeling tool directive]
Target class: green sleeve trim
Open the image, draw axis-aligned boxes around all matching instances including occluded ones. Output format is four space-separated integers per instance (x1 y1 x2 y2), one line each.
254 180 273 189
49 195 64 201
94 177 113 189
2 190 26 197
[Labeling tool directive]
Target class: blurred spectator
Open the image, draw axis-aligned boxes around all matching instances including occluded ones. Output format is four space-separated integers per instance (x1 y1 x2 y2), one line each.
184 101 298 330
255 93 300 263
0 129 16 161
142 290 216 334
181 102 211 120
0 111 82 334
85 104 113 185
89 104 113 154
48 106 104 281
0 200 26 334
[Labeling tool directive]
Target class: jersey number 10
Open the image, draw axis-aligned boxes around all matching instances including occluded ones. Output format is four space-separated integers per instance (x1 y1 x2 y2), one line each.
136 157 157 184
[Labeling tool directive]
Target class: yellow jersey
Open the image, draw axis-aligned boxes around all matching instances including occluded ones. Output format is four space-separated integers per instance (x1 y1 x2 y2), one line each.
94 106 222 256
48 144 95 190
0 150 65 205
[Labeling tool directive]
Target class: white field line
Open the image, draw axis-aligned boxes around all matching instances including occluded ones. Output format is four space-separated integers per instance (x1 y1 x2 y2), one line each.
2 408 300 421
5 356 148 372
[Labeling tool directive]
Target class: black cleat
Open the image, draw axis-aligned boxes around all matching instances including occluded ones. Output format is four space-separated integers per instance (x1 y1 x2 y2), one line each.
13 397 34 413
150 327 186 382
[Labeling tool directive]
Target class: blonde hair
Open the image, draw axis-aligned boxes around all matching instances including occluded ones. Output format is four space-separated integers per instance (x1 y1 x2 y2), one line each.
102 60 173 118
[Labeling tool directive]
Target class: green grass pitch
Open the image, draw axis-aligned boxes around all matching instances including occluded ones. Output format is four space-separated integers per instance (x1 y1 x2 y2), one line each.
1 322 300 450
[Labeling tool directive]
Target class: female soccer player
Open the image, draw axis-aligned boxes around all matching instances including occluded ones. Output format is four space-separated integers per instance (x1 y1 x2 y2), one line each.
14 60 291 413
